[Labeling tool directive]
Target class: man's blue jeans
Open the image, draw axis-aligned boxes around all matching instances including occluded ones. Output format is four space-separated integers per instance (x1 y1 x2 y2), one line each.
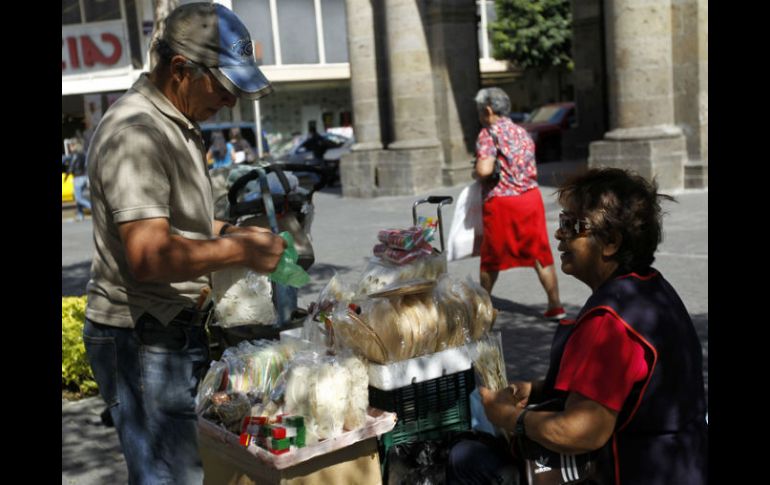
83 314 209 485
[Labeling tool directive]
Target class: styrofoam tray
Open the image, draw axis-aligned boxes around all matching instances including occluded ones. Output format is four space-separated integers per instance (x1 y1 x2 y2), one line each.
280 327 479 391
367 342 478 390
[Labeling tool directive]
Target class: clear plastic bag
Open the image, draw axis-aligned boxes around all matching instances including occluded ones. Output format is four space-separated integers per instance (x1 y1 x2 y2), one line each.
356 253 447 296
211 267 276 327
280 351 369 444
302 273 355 348
332 292 443 363
469 331 507 391
196 340 299 420
432 274 473 351
464 277 496 340
332 298 393 364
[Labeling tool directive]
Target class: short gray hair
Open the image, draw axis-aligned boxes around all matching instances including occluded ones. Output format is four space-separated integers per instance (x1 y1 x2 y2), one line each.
475 87 511 116
152 39 208 80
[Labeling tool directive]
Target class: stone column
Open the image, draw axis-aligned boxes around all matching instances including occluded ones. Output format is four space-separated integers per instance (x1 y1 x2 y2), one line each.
426 0 479 187
375 0 444 195
340 0 384 197
672 0 707 188
345 0 383 150
589 0 687 190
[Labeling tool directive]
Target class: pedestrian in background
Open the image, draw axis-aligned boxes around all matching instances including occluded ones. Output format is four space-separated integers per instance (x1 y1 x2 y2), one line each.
447 168 708 485
473 87 565 320
82 3 284 484
228 126 256 163
206 130 236 169
63 138 91 221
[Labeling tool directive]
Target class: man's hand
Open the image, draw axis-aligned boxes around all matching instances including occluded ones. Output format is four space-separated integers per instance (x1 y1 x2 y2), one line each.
228 225 273 235
229 230 286 274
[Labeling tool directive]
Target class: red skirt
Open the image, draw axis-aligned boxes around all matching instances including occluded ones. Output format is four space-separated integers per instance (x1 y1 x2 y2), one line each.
480 188 554 272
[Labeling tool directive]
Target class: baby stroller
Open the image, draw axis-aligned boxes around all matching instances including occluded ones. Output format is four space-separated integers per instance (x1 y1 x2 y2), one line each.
208 163 328 358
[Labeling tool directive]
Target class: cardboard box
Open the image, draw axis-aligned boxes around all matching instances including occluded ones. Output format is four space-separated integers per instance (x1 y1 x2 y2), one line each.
200 434 381 485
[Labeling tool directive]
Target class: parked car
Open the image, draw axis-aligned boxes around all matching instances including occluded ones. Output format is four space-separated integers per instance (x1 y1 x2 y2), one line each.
62 172 74 203
509 111 530 123
519 102 576 163
272 131 354 186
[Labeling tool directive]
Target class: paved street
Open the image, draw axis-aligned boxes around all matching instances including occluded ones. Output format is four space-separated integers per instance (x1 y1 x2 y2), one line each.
61 162 708 484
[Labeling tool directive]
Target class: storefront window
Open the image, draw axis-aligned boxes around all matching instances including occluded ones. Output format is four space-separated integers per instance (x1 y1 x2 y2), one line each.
63 0 82 25
84 0 122 23
278 0 319 64
321 0 348 63
233 0 274 65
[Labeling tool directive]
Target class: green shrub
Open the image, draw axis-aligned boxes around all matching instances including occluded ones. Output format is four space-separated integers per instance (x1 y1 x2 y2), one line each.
62 296 98 396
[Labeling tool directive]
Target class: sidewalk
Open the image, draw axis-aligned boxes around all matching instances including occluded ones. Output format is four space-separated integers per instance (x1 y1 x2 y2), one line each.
62 169 707 483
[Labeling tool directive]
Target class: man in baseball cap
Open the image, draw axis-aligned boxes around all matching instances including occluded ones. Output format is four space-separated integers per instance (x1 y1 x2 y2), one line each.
82 3 285 484
162 2 272 99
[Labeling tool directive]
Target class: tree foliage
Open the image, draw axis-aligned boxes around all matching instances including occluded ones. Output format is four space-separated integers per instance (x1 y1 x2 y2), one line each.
62 296 98 396
490 0 573 71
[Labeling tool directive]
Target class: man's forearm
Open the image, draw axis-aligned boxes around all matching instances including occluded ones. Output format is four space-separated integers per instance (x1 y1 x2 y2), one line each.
132 234 245 283
213 220 233 237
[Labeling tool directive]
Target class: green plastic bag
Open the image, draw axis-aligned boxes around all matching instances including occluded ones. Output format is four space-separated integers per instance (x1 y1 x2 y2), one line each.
269 231 311 288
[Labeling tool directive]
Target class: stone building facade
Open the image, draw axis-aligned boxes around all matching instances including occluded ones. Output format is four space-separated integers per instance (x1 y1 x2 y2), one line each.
341 0 707 196
340 0 480 197
576 0 708 190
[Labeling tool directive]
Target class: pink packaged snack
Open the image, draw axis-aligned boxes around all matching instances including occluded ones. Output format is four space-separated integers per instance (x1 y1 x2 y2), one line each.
377 227 426 250
373 243 388 258
381 241 434 265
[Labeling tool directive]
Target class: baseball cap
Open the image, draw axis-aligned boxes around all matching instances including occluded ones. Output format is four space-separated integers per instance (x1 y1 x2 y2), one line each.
163 2 272 100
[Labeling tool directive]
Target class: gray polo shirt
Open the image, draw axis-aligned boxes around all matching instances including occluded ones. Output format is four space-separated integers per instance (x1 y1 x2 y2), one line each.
85 74 214 328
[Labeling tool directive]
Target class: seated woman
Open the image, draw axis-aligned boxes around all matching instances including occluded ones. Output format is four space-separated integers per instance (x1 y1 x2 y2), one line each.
446 168 707 485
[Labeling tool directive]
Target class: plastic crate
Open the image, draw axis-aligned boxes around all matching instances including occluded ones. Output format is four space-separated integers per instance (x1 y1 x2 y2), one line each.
368 367 475 471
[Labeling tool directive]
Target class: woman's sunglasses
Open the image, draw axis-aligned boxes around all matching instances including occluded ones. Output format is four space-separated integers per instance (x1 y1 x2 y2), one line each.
558 212 592 238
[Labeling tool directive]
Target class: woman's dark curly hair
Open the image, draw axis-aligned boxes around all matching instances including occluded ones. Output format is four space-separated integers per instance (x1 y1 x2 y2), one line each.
555 168 675 273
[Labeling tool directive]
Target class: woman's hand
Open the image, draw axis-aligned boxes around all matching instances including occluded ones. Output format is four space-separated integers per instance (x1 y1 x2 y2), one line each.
479 385 521 432
505 381 534 409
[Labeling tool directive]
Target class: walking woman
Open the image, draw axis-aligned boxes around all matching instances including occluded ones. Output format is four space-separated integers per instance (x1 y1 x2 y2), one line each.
473 87 564 320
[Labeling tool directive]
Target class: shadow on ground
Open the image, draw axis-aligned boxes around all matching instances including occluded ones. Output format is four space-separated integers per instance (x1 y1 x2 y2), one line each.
62 398 129 483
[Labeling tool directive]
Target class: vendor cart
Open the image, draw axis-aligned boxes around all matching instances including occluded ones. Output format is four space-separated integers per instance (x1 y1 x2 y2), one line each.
199 409 396 485
208 164 326 357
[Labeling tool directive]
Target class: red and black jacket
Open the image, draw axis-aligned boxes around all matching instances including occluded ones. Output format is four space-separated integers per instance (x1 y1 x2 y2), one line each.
542 269 708 485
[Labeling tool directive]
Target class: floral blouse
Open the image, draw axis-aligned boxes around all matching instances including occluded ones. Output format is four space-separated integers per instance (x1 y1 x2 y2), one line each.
475 116 538 200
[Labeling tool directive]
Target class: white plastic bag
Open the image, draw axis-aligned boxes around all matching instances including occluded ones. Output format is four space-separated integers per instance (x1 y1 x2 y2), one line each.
211 267 276 326
446 180 483 261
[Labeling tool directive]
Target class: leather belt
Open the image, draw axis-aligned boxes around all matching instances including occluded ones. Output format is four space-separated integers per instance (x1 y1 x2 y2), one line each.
172 305 214 327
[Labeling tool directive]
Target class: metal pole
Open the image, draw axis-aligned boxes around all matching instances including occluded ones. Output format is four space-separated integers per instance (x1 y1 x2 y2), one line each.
254 99 263 159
